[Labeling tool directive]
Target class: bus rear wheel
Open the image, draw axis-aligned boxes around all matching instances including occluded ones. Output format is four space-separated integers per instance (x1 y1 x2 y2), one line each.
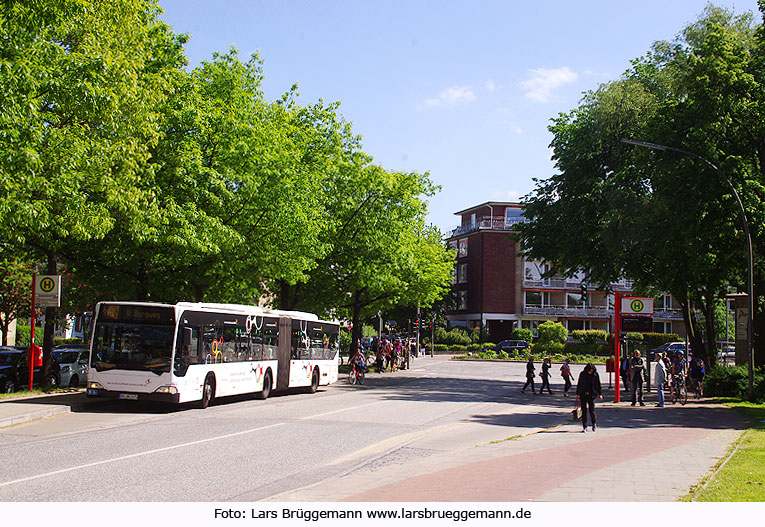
255 371 272 400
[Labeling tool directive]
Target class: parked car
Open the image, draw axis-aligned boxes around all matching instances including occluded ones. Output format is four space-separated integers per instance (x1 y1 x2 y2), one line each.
53 345 89 387
649 342 687 360
490 340 531 353
0 347 60 393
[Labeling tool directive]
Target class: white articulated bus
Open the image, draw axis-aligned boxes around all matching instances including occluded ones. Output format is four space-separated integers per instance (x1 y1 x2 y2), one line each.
86 302 339 408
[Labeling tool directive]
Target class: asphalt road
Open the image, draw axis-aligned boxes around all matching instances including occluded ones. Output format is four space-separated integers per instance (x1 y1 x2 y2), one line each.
0 358 592 501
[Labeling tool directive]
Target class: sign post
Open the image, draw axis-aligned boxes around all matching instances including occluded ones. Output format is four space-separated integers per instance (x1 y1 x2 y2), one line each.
614 291 621 403
29 274 61 390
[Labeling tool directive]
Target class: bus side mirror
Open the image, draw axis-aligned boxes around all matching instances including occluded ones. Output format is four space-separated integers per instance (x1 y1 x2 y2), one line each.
182 327 192 347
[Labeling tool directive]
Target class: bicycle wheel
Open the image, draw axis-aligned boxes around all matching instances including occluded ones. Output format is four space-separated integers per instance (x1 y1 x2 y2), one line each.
348 368 357 385
358 369 365 385
679 381 687 405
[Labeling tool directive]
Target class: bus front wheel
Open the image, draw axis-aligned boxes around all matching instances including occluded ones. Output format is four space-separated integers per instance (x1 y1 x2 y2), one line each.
199 376 214 409
307 368 319 394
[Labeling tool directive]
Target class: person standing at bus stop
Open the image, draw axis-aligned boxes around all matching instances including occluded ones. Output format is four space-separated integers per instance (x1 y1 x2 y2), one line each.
576 363 602 432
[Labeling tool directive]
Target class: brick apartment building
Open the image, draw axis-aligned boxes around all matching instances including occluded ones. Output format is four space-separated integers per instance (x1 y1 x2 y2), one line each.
444 202 685 342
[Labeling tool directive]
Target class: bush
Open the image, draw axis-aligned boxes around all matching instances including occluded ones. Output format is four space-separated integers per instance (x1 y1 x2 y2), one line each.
510 328 533 343
625 332 644 342
450 345 467 352
564 342 609 356
532 341 565 356
496 350 509 360
570 329 607 344
466 343 483 351
15 325 31 347
705 365 765 400
537 321 567 344
433 343 449 351
55 337 84 346
435 328 472 346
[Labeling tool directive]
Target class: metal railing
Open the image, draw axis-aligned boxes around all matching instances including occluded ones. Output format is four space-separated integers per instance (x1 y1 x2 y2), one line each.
450 216 530 237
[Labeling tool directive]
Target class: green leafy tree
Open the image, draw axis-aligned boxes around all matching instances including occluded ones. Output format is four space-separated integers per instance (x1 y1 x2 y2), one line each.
521 4 765 365
0 0 186 380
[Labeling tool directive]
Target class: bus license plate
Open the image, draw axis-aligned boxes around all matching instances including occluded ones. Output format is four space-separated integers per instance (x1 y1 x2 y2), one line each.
118 393 138 400
87 389 98 396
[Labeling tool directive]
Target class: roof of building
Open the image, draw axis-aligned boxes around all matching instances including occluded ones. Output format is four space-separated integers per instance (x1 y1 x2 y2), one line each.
453 201 523 216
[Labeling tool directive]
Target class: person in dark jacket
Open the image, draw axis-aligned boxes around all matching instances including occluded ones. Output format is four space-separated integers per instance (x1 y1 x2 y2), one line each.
539 357 553 394
521 357 537 395
576 362 603 432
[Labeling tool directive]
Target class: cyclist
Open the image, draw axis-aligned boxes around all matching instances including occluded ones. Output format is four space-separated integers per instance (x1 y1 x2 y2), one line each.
670 350 687 400
689 354 706 397
350 344 367 373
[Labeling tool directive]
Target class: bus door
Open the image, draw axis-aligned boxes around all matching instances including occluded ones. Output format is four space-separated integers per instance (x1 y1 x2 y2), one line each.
277 317 292 389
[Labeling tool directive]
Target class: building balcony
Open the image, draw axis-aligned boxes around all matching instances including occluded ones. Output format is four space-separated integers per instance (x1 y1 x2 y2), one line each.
523 305 611 318
450 216 530 238
522 279 634 291
654 309 684 320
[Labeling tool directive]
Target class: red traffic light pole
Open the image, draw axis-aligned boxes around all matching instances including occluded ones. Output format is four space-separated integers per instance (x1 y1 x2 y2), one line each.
29 273 36 391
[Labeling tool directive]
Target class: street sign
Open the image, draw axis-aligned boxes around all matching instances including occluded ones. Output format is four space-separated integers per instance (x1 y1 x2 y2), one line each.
621 297 654 315
34 274 61 307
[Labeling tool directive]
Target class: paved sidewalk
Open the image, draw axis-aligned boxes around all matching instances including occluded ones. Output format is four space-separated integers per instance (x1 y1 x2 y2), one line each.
266 399 746 502
0 390 96 429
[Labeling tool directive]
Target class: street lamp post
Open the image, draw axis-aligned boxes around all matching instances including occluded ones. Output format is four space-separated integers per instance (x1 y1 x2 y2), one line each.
622 139 755 397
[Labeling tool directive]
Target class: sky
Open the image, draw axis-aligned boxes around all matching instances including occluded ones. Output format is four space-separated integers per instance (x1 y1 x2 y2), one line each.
158 0 762 234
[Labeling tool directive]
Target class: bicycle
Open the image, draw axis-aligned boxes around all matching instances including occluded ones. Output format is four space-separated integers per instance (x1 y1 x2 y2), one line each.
348 361 365 385
690 374 704 399
671 374 687 405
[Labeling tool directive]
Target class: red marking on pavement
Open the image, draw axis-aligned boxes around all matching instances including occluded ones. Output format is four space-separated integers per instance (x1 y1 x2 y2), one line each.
342 426 713 502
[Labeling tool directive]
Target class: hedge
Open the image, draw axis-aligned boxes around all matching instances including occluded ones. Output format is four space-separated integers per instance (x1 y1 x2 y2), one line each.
705 365 765 401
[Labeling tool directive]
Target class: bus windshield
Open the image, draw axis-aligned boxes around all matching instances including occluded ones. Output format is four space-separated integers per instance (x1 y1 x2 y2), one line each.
92 323 175 374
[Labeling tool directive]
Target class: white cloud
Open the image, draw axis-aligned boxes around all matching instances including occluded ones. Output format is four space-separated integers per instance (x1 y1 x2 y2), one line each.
521 67 578 103
485 79 496 92
421 86 476 109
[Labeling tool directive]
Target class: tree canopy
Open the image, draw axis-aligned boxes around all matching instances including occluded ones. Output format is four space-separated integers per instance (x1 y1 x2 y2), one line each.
0 0 453 367
520 3 765 364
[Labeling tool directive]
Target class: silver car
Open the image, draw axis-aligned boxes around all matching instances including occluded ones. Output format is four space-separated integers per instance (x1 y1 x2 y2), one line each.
53 346 89 387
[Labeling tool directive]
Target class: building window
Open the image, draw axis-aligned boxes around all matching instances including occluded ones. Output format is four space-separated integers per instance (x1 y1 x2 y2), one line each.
505 207 525 225
448 240 458 253
450 266 457 285
567 293 586 308
470 213 476 227
567 320 591 331
458 264 468 284
525 291 549 307
457 290 468 310
458 238 468 258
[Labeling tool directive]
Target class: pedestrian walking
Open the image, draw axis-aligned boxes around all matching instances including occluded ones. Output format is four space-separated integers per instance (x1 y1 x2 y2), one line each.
560 358 574 397
576 363 602 432
521 356 537 394
654 352 667 407
539 357 553 394
629 349 646 406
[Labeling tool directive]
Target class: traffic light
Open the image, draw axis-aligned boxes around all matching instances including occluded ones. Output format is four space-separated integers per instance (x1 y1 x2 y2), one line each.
428 321 432 329
580 282 588 304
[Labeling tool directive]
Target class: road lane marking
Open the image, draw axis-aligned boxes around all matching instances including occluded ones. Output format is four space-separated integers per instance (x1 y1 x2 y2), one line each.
0 423 284 488
299 401 382 420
